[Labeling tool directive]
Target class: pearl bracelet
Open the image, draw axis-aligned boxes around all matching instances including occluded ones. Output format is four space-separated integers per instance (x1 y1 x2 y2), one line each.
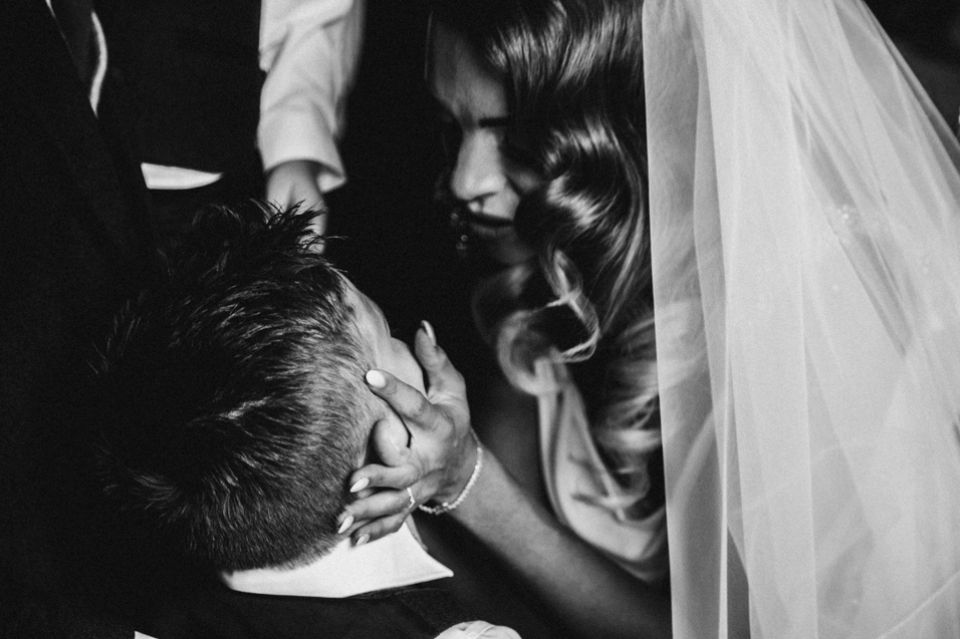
418 432 483 515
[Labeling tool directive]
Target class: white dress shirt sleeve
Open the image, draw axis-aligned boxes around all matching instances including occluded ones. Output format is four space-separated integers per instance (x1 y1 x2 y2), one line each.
259 0 365 192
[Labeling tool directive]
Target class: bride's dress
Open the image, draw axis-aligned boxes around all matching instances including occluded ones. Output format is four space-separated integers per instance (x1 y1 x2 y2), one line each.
643 0 960 636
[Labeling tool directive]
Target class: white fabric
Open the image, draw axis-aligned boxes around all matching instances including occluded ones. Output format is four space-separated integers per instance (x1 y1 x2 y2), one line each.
535 360 668 583
259 0 365 192
216 523 520 639
140 163 223 191
46 1 107 114
644 0 960 637
88 10 107 113
222 522 452 598
435 622 522 639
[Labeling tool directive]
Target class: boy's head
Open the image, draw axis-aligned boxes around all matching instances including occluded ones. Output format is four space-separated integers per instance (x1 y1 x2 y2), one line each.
94 206 422 572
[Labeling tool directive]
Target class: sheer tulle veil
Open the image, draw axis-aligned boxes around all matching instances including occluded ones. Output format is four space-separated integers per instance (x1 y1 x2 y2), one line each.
643 0 960 636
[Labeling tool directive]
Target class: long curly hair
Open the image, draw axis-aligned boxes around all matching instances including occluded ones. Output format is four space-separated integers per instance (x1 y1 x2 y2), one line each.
432 0 662 517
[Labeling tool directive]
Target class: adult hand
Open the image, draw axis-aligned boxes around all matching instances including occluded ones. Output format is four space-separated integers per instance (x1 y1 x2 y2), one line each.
340 323 478 544
265 159 327 248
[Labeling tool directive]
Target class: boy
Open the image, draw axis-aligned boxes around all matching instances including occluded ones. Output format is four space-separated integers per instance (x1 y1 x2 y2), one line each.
94 206 517 639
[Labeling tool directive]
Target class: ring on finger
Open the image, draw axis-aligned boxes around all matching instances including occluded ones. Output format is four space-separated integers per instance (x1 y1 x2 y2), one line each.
405 487 416 511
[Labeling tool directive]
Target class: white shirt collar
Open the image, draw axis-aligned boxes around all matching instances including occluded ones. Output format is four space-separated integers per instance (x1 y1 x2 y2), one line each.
221 522 453 599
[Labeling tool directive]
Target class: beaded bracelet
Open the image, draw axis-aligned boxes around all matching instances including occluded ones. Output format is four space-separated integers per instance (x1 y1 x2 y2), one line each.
419 432 483 515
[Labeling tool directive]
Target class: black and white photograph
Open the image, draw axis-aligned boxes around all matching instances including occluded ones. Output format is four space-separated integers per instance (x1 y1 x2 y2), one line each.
1 1 959 637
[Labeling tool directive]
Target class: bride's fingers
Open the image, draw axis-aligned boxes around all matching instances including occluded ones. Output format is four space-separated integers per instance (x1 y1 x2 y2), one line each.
343 486 418 523
365 369 440 430
414 323 466 398
347 462 419 493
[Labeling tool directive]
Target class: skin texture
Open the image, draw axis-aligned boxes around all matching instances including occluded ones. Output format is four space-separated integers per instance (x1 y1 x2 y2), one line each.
339 285 478 539
341 325 478 534
266 159 328 248
342 281 429 475
345 281 426 398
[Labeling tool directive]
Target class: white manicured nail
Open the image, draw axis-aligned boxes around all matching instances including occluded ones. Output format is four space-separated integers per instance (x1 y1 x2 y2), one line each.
365 370 386 388
420 320 436 345
350 478 370 493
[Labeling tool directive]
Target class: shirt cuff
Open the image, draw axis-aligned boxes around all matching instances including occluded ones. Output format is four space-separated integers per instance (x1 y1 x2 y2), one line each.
258 105 346 193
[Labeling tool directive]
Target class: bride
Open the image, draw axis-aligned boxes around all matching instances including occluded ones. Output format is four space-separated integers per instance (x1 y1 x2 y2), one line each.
345 0 960 636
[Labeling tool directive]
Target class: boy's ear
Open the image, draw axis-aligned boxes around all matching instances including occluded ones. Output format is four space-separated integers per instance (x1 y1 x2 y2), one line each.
369 414 412 465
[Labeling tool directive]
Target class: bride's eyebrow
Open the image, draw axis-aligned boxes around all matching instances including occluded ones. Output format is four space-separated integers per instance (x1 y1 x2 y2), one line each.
478 116 510 128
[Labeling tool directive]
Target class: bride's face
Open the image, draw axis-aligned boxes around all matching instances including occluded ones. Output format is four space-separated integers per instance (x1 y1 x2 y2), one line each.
428 21 539 265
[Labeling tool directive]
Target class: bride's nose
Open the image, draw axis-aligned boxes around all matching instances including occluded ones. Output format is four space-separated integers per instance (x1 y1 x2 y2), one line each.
449 131 508 213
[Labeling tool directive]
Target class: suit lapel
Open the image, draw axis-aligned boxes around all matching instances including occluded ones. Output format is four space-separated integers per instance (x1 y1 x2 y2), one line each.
1 0 144 268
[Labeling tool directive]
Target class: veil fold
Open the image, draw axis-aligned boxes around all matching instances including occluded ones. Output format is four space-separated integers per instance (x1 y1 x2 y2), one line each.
643 0 960 637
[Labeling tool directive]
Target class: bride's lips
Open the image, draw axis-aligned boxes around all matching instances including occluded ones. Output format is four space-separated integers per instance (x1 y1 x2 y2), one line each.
465 212 514 240
457 210 534 264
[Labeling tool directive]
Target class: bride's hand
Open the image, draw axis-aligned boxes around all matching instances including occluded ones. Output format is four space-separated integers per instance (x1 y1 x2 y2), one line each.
339 323 477 544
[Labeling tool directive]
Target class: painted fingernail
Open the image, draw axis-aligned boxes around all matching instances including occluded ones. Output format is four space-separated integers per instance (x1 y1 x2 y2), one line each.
337 514 354 535
355 533 370 547
420 320 436 345
350 478 370 493
365 370 386 388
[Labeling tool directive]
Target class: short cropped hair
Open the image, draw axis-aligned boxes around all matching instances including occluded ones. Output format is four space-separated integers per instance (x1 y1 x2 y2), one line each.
93 206 373 572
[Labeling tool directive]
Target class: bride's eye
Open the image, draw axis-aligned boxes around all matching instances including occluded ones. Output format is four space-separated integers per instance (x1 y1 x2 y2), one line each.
429 99 463 164
439 116 463 164
500 137 542 190
501 140 537 172
495 124 538 173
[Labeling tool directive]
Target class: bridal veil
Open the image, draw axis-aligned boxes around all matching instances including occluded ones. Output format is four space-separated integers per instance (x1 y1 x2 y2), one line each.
643 0 960 636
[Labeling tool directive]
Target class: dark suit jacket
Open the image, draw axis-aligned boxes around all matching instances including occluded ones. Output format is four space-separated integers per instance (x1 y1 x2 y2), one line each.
95 0 264 176
146 584 473 639
0 0 159 633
